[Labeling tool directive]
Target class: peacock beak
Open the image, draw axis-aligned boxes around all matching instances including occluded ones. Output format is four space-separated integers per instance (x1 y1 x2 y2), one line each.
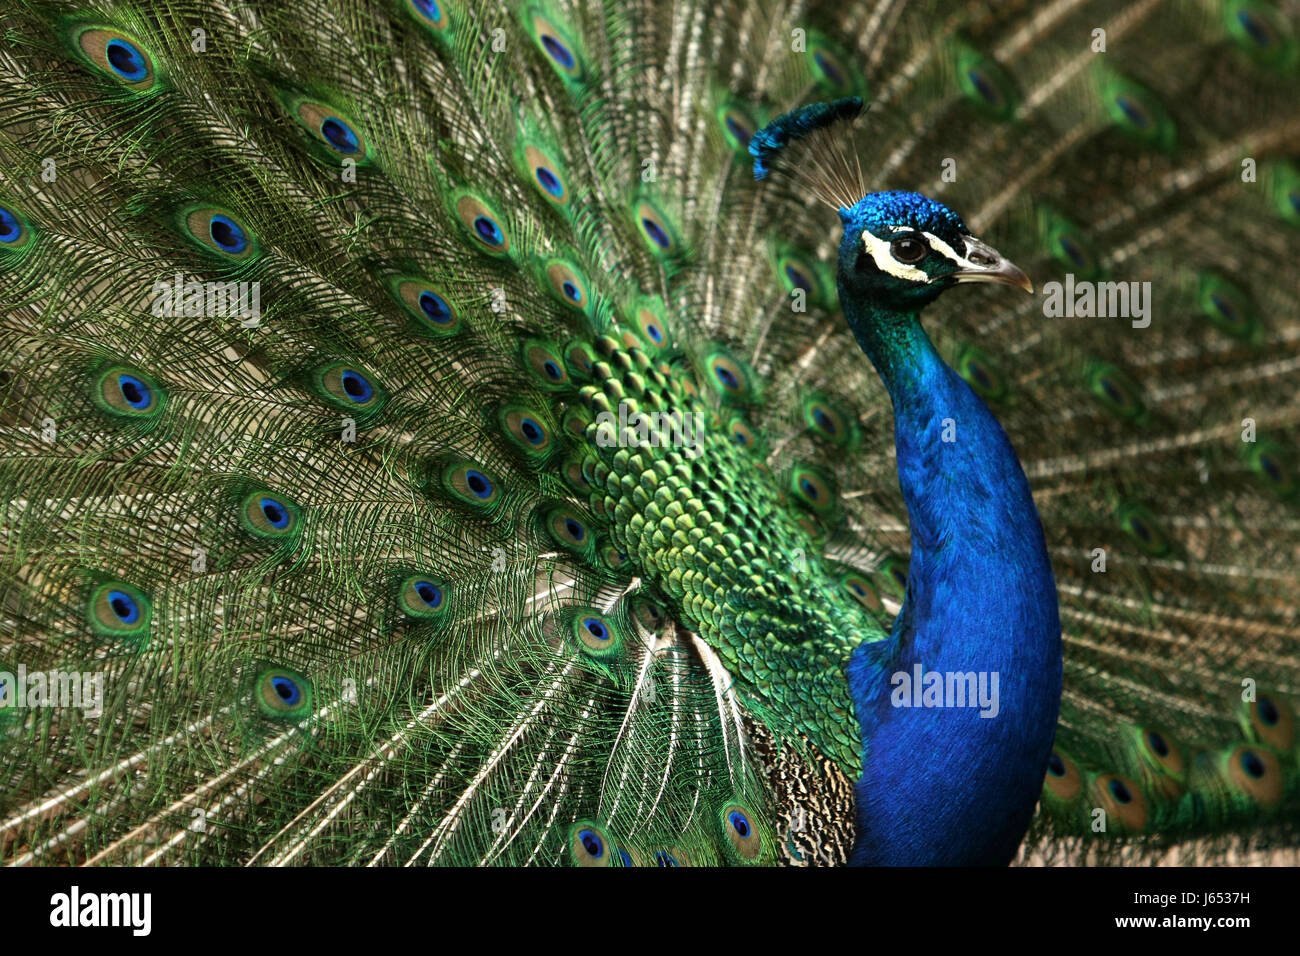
947 236 1033 294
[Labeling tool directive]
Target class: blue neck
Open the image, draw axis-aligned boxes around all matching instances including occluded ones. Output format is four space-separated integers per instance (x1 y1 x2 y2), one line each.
842 302 1062 865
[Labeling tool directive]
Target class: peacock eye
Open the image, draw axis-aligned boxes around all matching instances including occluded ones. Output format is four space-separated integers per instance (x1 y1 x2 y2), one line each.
890 235 929 264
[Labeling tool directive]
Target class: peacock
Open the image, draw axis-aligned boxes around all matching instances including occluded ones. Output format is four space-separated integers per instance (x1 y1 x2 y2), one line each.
1 0 1298 868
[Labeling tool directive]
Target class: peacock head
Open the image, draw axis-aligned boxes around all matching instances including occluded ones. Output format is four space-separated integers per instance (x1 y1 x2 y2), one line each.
836 190 1032 314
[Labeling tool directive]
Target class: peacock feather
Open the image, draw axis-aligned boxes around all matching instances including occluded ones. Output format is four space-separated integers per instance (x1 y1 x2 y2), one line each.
0 0 1298 867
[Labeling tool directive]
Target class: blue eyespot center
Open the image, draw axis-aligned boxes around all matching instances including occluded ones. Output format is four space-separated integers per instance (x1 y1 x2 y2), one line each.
271 675 301 706
1115 95 1150 129
1146 731 1169 758
799 477 819 500
418 290 452 323
465 470 492 498
813 51 843 86
1238 11 1271 46
583 618 608 641
209 214 248 254
1209 293 1240 324
785 264 813 292
1058 235 1088 267
1258 696 1280 726
645 323 663 343
320 117 360 153
968 68 999 105
654 851 678 867
535 167 563 197
542 360 562 380
642 218 671 249
715 366 738 389
520 418 543 444
414 0 442 19
107 589 140 624
117 373 151 409
541 34 575 69
565 518 585 541
415 580 442 608
1108 778 1133 804
340 369 374 403
728 810 751 838
725 115 753 146
1241 750 1266 779
578 828 603 857
618 848 632 866
1130 517 1150 542
105 38 148 81
260 497 290 529
561 280 581 302
0 206 20 243
473 215 503 245
1047 753 1066 777
812 407 836 434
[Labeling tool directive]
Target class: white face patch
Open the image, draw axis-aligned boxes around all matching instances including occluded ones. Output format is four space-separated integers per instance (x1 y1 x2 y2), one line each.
860 226 986 282
860 228 928 282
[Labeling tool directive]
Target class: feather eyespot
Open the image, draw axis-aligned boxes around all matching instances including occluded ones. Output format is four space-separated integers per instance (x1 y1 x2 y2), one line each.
804 395 852 445
721 108 756 151
0 205 33 251
545 506 593 554
500 406 552 456
312 362 386 415
790 466 835 514
1041 748 1082 802
1092 772 1147 832
721 803 764 862
399 575 451 621
632 596 666 634
286 98 370 160
181 206 259 261
525 8 585 83
1245 692 1295 750
391 278 461 336
240 491 302 539
436 463 496 509
453 193 510 255
956 346 1008 402
1085 362 1146 422
521 145 568 205
565 340 596 380
254 667 313 719
88 582 152 640
406 0 451 31
523 341 570 389
94 366 165 419
634 200 681 256
705 352 753 402
568 822 614 866
842 574 882 612
804 34 860 96
569 609 622 658
728 416 759 451
1225 745 1283 806
543 259 590 311
72 26 161 91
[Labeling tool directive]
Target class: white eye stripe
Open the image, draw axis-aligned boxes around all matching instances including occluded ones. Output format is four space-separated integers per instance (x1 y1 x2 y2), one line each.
861 229 928 281
921 231 980 269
